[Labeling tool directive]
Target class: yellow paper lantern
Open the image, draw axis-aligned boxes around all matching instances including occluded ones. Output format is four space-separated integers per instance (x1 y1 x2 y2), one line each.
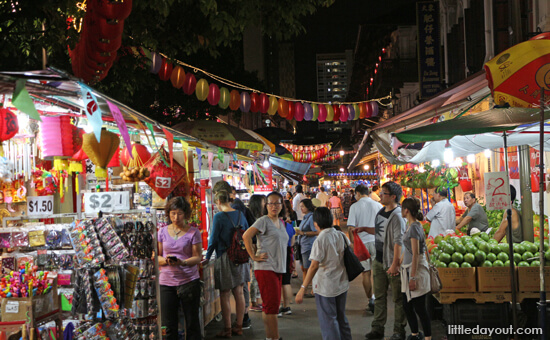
82 130 120 178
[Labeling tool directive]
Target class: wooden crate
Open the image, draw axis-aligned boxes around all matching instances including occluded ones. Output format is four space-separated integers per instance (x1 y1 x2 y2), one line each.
435 292 511 304
438 267 476 292
477 267 516 292
517 266 550 292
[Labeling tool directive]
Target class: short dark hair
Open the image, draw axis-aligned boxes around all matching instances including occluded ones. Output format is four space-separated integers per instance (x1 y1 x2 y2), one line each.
464 192 475 199
320 187 325 192
296 184 303 193
213 180 232 194
165 196 192 218
510 185 516 203
262 192 286 217
435 187 448 197
215 190 231 204
382 181 402 203
332 190 338 196
300 198 316 213
313 207 333 229
231 186 237 192
355 184 369 196
372 185 379 192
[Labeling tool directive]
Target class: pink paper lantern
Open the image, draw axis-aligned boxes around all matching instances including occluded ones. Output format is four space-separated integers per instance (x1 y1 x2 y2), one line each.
40 116 64 158
294 102 304 121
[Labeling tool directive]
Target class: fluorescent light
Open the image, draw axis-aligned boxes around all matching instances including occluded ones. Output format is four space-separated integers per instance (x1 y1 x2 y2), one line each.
444 147 454 164
484 149 491 158
467 154 475 163
432 159 440 167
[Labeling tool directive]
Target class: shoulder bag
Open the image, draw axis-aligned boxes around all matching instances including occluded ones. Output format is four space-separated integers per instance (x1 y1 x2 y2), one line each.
425 250 442 294
342 233 364 282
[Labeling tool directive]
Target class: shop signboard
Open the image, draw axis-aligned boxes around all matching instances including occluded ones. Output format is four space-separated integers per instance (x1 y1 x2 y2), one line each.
530 147 545 192
484 172 510 211
499 147 519 179
416 1 442 99
84 191 130 213
254 167 273 193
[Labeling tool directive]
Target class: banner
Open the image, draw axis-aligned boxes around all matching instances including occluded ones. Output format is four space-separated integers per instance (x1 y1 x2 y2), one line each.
12 79 42 121
107 100 133 159
254 167 273 192
499 147 519 179
80 84 103 142
530 147 546 192
416 1 442 99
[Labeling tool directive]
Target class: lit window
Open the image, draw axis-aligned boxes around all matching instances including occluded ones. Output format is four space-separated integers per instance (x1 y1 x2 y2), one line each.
328 88 331 92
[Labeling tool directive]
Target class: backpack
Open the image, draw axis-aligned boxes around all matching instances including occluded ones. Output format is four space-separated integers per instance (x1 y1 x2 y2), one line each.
223 212 250 265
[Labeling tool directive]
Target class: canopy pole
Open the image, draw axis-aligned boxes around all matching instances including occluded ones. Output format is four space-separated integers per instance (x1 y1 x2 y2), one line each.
538 87 546 340
504 132 518 339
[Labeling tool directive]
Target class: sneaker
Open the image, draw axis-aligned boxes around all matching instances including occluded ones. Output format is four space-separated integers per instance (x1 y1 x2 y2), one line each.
364 330 384 340
368 298 375 313
406 332 424 340
242 315 252 329
389 333 406 340
277 307 292 317
250 305 263 312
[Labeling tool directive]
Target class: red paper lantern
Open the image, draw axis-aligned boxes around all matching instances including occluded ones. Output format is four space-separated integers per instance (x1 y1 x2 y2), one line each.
286 102 295 120
94 0 133 20
294 102 304 121
259 93 269 113
250 93 260 113
365 102 373 118
158 59 173 81
121 143 152 167
107 147 121 167
332 104 340 122
0 108 18 143
182 74 197 95
207 83 221 106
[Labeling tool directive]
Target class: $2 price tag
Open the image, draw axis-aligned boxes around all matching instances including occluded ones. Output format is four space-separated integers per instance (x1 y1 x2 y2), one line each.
155 177 171 189
84 192 130 214
27 196 54 217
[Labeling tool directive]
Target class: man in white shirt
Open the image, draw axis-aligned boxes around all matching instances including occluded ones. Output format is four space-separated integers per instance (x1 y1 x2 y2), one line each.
292 184 306 226
370 185 381 202
316 187 330 208
347 184 383 313
426 188 456 238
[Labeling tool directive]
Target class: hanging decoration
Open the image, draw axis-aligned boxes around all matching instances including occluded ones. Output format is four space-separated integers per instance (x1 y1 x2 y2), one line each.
121 142 151 167
137 47 390 123
279 143 332 163
81 129 120 178
69 0 133 83
0 108 18 155
40 116 74 158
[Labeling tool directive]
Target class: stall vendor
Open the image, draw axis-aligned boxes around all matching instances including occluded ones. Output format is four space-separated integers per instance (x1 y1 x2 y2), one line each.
493 185 523 243
456 192 488 234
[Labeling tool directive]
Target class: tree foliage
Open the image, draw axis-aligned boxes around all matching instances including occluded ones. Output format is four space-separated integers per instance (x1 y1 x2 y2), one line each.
0 0 334 120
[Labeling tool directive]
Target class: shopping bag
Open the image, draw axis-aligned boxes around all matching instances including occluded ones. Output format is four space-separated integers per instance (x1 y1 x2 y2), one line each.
342 234 363 282
143 147 186 199
353 230 370 261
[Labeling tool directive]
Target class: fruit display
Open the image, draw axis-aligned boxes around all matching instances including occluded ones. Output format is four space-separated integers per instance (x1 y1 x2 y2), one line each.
429 232 547 269
121 166 150 182
395 164 459 191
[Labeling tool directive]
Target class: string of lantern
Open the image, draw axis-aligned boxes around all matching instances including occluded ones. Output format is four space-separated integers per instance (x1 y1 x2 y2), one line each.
327 172 378 177
279 143 332 163
136 47 391 123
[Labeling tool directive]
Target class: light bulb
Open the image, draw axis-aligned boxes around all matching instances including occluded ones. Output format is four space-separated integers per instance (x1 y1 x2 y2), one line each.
364 165 369 170
467 154 475 164
444 147 454 164
432 159 440 167
262 160 270 168
83 124 94 133
340 167 345 172
339 150 345 156
484 149 491 158
418 166 425 173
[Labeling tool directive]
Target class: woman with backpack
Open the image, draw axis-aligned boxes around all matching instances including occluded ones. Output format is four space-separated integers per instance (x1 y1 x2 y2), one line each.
243 192 289 340
206 190 250 338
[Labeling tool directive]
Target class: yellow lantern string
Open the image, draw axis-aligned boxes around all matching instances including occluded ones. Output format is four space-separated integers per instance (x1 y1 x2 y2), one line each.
75 173 79 194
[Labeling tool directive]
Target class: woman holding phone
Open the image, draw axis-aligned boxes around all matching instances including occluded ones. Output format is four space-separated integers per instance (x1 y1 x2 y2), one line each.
158 197 203 340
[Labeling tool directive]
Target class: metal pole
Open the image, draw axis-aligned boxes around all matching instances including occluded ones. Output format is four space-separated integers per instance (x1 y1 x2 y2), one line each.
539 87 546 340
504 133 518 339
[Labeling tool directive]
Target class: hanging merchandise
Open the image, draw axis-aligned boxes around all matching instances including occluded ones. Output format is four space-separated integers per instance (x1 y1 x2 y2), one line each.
81 129 120 178
143 147 187 199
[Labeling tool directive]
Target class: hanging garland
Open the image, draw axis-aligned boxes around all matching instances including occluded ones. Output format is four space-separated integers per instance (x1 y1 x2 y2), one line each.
133 47 388 123
279 143 332 163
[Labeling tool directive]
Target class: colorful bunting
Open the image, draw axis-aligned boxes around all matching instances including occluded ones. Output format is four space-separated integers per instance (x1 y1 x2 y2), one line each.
12 79 42 122
107 100 132 159
80 84 103 142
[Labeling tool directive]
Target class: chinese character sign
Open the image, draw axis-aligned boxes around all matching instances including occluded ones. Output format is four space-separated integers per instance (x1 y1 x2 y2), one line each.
254 167 273 192
498 147 519 179
417 1 442 99
484 172 510 211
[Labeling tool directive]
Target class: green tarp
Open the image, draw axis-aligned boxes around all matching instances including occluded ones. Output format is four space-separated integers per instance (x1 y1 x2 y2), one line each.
394 107 550 144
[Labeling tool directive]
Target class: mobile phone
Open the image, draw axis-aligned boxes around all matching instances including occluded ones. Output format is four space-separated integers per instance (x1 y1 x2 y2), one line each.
167 256 178 262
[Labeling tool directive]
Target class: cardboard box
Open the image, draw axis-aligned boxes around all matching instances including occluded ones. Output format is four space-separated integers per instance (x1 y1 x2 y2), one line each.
517 266 550 292
1 289 54 322
477 267 516 292
438 267 476 292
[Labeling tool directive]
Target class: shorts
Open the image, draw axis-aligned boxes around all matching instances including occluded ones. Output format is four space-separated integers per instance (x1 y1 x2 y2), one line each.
255 270 282 315
282 246 292 285
301 249 312 269
360 242 376 272
331 208 342 220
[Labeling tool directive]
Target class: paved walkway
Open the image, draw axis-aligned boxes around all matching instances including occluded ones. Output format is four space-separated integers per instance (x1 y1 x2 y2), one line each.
204 221 447 340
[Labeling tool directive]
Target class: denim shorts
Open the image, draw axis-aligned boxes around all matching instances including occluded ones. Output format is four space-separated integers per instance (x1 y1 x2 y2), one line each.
301 249 312 269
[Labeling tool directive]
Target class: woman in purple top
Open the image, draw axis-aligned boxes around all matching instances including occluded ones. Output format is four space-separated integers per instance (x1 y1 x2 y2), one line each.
158 197 203 340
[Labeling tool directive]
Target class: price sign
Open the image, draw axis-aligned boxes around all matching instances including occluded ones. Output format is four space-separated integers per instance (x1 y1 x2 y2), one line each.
155 177 172 189
27 196 54 217
484 172 510 211
5 301 19 313
84 191 130 214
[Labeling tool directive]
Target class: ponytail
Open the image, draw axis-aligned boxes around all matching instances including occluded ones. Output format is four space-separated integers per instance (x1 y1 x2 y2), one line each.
402 197 423 221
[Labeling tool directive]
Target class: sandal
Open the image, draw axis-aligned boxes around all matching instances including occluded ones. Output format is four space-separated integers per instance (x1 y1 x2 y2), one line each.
231 324 243 336
216 328 232 338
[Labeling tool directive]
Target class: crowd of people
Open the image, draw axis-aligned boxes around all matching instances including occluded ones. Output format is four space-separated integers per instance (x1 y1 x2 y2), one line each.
156 179 521 340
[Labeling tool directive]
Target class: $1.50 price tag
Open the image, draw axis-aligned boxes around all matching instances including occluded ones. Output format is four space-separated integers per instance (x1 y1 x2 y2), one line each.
27 195 54 217
84 191 130 214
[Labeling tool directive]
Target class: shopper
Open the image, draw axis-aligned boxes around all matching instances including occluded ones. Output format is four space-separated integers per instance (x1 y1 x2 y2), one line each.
158 197 203 340
295 198 318 297
248 194 267 312
329 191 344 227
494 185 523 243
425 188 456 238
285 192 293 201
292 184 306 226
365 181 407 340
400 198 432 340
284 199 299 278
243 192 289 340
342 189 353 219
456 192 489 234
316 186 330 207
206 190 250 338
347 184 382 313
295 207 352 340
279 206 296 317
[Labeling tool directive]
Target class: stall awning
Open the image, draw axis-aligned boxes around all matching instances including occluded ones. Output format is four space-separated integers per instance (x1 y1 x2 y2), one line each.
373 71 489 133
394 107 550 144
269 156 311 176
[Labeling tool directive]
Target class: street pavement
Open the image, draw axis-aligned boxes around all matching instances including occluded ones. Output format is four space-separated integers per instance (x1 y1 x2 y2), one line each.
204 221 447 340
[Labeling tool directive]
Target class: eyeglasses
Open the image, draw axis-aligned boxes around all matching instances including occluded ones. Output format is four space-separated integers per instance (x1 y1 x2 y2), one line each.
266 202 282 206
380 192 391 196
